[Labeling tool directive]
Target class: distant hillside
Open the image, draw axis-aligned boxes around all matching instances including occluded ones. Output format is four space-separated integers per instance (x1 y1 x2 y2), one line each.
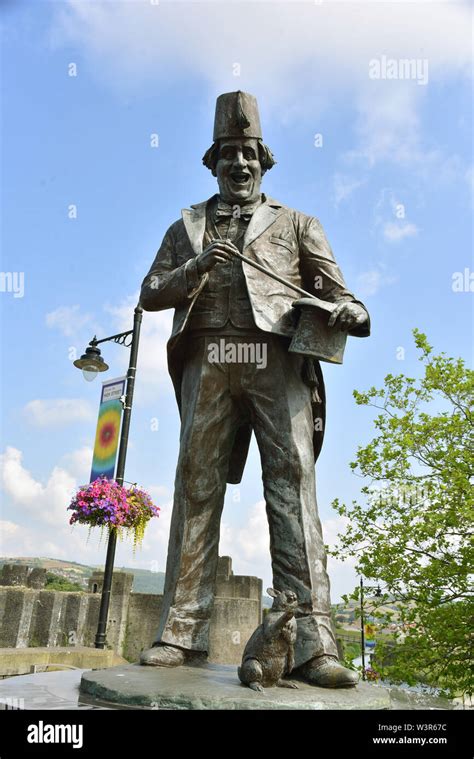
262 595 273 609
0 557 90 571
0 557 165 594
115 565 165 594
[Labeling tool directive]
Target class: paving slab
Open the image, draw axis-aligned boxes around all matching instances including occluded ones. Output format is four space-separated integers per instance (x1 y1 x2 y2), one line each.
0 669 108 710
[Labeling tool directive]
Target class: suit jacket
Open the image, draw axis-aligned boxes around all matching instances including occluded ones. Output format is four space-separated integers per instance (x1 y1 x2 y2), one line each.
140 194 370 483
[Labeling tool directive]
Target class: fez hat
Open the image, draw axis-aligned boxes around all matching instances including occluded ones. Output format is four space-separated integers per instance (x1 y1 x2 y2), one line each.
289 297 348 364
213 90 262 141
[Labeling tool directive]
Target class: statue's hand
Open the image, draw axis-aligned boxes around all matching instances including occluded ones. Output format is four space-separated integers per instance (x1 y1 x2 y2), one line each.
328 301 367 331
196 239 240 275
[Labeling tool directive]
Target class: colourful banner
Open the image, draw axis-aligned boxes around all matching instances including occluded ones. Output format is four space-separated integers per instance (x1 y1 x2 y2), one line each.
90 376 127 482
365 623 377 642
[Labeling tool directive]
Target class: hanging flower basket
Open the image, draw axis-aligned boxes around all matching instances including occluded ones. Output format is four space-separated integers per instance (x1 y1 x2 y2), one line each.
364 666 380 682
68 477 160 552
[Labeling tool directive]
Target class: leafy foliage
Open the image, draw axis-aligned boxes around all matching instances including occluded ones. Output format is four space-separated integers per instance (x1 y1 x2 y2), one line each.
330 331 473 698
45 572 84 593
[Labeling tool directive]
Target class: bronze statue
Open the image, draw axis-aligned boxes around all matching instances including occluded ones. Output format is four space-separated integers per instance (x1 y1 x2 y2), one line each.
238 588 299 692
139 91 370 688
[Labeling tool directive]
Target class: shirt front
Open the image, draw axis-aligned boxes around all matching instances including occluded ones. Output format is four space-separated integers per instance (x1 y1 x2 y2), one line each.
186 194 264 336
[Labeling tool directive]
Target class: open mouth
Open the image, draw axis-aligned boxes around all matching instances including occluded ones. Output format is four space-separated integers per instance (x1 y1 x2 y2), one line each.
230 172 250 185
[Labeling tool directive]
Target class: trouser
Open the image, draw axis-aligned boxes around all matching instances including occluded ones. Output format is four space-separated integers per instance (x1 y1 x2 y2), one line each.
154 333 338 668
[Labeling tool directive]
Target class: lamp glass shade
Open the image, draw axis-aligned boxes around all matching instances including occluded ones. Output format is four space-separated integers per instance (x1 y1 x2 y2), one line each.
82 365 99 382
73 344 109 380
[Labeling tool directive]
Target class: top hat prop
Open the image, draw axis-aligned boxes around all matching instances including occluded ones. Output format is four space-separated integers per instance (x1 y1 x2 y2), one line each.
289 297 348 364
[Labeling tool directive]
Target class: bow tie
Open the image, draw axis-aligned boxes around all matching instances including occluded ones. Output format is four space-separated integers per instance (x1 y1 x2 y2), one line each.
215 198 262 219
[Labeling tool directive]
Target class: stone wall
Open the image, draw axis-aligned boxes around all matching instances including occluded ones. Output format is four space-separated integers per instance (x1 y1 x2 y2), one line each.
0 565 47 589
209 554 262 664
88 571 134 653
0 647 126 678
0 557 262 665
0 587 100 649
125 593 163 662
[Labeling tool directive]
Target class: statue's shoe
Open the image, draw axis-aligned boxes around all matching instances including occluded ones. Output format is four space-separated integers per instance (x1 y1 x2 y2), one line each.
139 643 186 667
297 655 359 688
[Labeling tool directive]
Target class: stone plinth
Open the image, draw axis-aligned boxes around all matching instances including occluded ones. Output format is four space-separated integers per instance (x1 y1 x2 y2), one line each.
79 662 391 710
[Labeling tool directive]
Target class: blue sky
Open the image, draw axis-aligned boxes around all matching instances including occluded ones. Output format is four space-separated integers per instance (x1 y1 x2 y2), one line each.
0 0 472 601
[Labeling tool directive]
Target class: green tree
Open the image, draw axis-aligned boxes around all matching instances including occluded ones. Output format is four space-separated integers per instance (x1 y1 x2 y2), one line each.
330 330 473 698
45 572 84 593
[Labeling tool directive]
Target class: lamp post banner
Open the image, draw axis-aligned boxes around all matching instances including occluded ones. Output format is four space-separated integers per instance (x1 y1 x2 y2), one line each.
90 376 127 482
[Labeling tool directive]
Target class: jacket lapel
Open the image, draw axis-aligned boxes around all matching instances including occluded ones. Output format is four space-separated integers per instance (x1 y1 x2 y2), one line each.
181 195 284 254
243 197 284 249
181 199 209 255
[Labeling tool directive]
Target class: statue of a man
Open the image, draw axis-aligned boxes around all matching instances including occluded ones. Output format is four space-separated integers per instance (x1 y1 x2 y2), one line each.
139 91 370 688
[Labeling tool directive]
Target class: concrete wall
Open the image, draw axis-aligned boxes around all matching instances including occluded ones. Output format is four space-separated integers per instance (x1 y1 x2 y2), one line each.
0 557 262 665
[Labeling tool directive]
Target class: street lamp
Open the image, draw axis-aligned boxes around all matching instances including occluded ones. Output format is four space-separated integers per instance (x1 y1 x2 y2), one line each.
360 577 382 680
73 341 109 382
74 303 143 649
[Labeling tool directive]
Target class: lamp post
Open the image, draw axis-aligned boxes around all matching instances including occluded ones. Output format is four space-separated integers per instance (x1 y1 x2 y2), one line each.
360 577 382 680
74 303 143 649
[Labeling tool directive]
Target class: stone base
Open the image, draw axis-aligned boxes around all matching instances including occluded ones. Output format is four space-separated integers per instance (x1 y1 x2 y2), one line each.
79 662 391 710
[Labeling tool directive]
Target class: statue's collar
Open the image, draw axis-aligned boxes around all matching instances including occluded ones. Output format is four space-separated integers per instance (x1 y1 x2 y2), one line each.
188 193 283 211
214 194 263 218
182 194 285 255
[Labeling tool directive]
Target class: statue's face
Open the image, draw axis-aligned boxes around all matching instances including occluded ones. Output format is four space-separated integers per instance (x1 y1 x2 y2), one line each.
215 138 262 205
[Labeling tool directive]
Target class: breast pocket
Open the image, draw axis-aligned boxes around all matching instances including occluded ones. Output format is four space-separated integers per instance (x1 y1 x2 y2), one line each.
264 235 300 281
269 235 296 255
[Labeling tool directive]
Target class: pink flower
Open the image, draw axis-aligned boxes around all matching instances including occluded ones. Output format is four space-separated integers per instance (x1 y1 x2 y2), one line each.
67 477 159 551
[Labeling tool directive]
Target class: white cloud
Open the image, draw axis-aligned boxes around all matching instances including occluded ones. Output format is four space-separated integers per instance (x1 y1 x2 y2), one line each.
344 84 468 180
220 501 272 588
0 520 20 539
61 446 94 481
0 448 43 505
45 305 96 339
383 221 419 242
147 484 171 502
332 174 367 206
52 1 471 97
0 447 76 527
23 398 95 427
346 86 422 169
0 519 81 562
321 514 351 550
322 515 359 602
356 269 398 297
49 0 471 187
371 188 419 245
45 294 174 404
219 500 359 601
0 446 169 567
134 493 173 568
221 500 266 551
103 294 174 402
